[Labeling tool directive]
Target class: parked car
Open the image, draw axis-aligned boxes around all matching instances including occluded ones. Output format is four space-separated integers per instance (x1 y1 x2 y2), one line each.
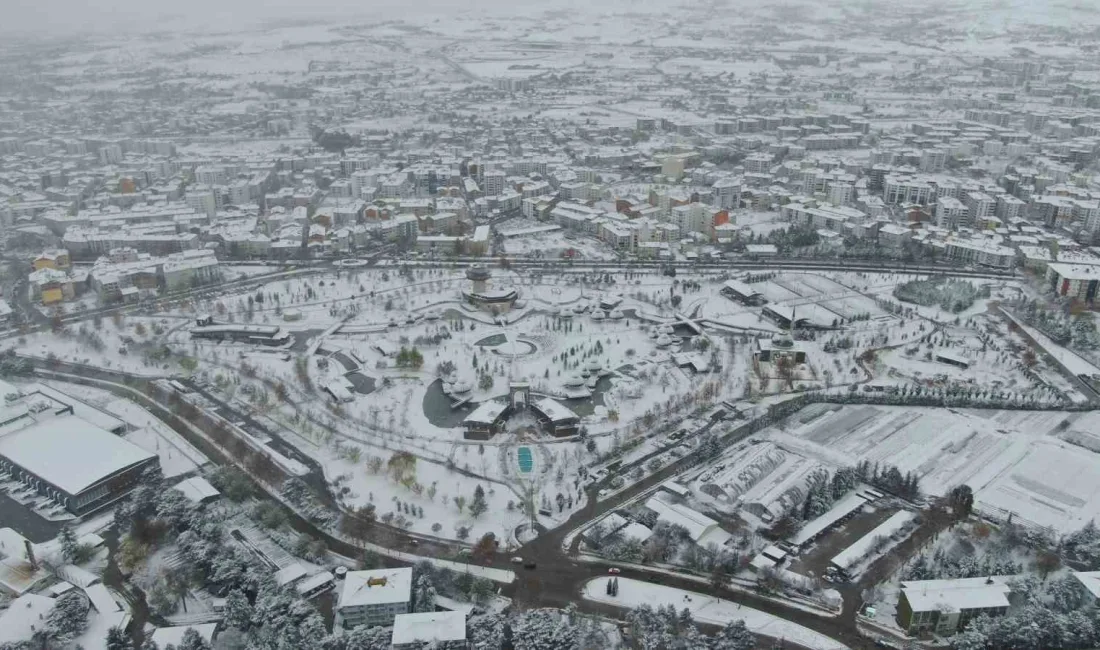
524 561 537 570
607 568 621 575
511 556 523 564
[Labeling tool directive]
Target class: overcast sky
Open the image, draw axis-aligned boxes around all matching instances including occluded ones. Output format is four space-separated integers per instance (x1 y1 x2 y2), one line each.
2 0 619 37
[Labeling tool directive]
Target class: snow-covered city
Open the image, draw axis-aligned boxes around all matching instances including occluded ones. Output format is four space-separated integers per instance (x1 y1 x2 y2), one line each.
4 0 1100 648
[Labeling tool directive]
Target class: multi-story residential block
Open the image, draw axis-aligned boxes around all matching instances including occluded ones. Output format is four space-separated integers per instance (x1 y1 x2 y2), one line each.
335 568 412 630
964 192 996 224
936 197 969 229
897 577 1012 637
712 177 742 210
1046 262 1100 300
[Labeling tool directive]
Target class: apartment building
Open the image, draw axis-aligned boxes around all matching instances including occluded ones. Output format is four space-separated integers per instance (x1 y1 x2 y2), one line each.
334 568 412 630
936 197 969 229
964 192 996 224
1046 262 1100 300
897 577 1012 637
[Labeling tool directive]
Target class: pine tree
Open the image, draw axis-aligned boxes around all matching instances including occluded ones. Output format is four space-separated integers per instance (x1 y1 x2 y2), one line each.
105 626 133 650
59 525 80 563
469 484 488 519
413 574 437 613
710 620 755 650
176 627 212 650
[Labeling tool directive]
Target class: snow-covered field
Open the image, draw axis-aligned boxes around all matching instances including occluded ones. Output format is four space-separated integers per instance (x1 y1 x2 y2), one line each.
583 577 849 650
721 405 1100 534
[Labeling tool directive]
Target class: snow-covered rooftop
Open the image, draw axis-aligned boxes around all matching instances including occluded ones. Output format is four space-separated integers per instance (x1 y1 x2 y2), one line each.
337 567 412 609
0 594 56 645
830 510 916 572
391 610 467 645
900 576 1013 613
463 400 508 425
274 563 308 587
173 476 220 503
788 491 872 547
532 397 577 423
0 416 156 496
1073 571 1100 599
645 495 729 546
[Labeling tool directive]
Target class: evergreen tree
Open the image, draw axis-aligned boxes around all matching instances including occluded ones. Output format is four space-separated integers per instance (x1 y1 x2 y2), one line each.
710 620 755 650
469 484 488 519
45 591 90 642
224 589 252 630
59 525 79 563
413 574 437 613
105 626 133 650
175 628 212 650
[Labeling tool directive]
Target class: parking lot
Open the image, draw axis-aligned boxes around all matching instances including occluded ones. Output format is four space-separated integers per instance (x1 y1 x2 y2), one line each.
787 504 901 582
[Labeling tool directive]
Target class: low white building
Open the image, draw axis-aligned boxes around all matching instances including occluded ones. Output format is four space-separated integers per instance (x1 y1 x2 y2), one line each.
391 611 468 649
644 495 731 547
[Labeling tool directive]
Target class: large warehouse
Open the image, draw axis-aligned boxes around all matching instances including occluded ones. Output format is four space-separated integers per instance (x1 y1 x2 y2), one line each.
0 385 159 515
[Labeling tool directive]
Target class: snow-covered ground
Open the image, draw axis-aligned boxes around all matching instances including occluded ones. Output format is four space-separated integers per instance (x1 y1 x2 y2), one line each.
727 404 1100 534
583 577 849 650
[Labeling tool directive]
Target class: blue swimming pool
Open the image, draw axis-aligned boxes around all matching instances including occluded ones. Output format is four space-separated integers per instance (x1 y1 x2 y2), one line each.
517 447 534 473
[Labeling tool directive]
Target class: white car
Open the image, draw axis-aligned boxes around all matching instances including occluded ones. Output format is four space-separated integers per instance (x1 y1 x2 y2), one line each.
511 556 524 564
607 568 621 575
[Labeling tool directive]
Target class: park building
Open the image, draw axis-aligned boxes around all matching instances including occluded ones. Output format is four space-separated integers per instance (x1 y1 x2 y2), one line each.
462 384 580 440
191 315 292 347
461 265 518 314
720 279 766 306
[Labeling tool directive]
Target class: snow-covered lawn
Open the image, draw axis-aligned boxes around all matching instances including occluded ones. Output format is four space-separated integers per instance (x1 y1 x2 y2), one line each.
583 577 849 650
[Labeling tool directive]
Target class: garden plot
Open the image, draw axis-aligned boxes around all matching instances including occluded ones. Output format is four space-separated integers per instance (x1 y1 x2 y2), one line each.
819 295 888 321
975 438 1100 533
754 280 801 303
684 440 829 522
796 273 853 297
755 405 1099 534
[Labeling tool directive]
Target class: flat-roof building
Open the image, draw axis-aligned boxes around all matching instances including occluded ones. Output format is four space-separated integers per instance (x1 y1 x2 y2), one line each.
897 576 1013 637
335 567 412 629
0 383 157 516
391 611 468 649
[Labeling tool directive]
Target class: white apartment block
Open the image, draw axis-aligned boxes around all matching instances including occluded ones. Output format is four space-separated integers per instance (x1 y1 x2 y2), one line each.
883 175 933 205
878 224 912 249
552 201 605 232
186 189 218 218
483 170 506 197
936 197 969 229
670 202 717 236
964 192 996 223
781 203 865 232
195 166 228 186
944 240 1015 268
995 195 1025 221
920 149 947 172
712 177 742 210
826 181 854 205
335 568 412 630
744 152 774 174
